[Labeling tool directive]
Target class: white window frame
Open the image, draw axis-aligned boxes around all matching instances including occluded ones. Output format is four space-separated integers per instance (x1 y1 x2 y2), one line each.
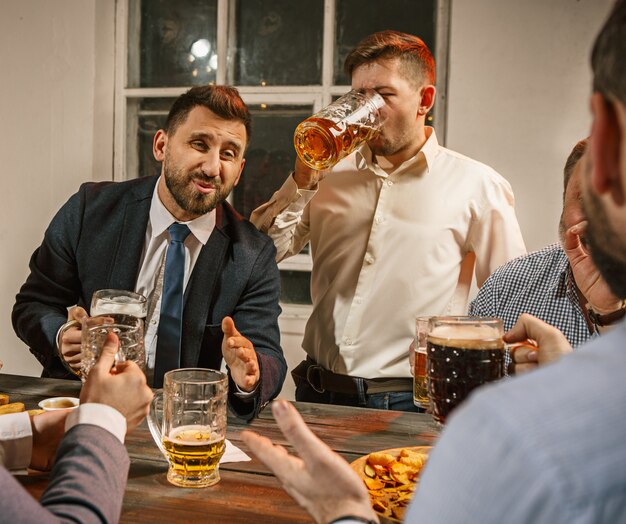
113 0 450 273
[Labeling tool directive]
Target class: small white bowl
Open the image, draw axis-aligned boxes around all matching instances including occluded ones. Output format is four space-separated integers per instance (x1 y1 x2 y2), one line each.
38 397 80 411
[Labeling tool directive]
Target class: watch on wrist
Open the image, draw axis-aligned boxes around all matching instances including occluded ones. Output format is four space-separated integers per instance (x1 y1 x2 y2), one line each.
587 299 626 327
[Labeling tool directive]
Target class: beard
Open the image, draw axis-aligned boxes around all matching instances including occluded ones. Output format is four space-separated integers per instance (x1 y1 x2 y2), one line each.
583 190 626 298
163 153 231 217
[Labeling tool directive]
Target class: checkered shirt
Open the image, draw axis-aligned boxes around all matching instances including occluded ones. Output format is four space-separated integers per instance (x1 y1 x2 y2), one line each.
469 243 597 369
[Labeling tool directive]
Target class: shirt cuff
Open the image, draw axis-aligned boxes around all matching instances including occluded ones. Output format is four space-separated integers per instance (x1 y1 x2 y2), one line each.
65 403 127 444
233 380 260 399
0 412 33 471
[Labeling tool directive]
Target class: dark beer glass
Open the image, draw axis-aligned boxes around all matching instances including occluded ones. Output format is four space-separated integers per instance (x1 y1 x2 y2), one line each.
426 317 505 425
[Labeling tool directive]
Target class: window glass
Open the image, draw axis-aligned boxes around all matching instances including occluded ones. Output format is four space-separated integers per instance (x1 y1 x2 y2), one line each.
233 104 312 218
233 0 324 86
280 271 313 305
334 0 437 85
134 0 218 88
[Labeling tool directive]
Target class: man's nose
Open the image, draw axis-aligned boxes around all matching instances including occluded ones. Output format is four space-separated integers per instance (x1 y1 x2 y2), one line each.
200 150 221 177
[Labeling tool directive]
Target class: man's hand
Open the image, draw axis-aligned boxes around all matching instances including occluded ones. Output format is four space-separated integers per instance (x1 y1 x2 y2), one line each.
293 157 326 190
505 314 573 374
563 220 622 314
29 410 70 471
59 306 89 371
241 400 379 524
221 317 260 392
80 333 153 433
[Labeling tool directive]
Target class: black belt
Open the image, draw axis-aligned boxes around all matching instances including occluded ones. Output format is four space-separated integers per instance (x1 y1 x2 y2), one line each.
292 359 413 395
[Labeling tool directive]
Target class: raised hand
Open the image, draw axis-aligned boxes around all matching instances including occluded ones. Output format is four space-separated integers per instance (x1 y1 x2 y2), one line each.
221 316 260 392
293 157 327 190
242 400 378 524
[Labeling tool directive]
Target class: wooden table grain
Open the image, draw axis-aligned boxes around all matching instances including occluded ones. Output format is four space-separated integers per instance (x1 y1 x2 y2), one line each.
1 374 440 523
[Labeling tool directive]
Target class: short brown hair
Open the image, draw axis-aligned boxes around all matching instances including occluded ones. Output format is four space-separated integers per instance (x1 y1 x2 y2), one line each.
165 85 252 144
563 138 588 195
344 30 435 87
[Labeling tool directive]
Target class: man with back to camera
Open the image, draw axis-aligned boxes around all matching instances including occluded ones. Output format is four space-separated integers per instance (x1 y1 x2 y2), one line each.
12 85 286 419
1 335 153 522
252 30 526 411
242 2 626 522
469 138 624 373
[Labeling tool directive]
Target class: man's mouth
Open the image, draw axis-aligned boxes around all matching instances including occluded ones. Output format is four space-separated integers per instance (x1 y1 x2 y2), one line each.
191 178 216 194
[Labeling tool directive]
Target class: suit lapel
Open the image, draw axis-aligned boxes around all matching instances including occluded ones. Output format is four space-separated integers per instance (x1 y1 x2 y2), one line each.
181 204 230 367
107 178 155 290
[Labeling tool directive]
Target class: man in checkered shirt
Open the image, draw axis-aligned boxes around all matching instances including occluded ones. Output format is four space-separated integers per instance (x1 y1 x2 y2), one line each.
469 138 623 372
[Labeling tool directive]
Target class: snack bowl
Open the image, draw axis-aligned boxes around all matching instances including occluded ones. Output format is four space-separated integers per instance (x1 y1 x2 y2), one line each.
38 397 80 411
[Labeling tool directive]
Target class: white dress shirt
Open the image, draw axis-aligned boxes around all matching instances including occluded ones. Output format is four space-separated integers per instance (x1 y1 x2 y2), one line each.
0 404 126 471
135 181 215 381
251 127 526 379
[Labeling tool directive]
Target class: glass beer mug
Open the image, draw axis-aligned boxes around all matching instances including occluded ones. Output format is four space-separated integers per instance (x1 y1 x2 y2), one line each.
426 317 506 426
148 369 228 488
294 88 384 170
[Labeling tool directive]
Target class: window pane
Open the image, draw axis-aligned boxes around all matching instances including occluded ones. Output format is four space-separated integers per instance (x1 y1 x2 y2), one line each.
232 104 312 218
280 270 313 305
233 0 324 86
132 0 218 88
135 98 173 178
334 0 437 85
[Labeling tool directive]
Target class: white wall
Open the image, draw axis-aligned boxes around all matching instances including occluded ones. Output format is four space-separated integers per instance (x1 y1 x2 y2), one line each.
446 0 612 251
0 0 115 376
0 0 615 390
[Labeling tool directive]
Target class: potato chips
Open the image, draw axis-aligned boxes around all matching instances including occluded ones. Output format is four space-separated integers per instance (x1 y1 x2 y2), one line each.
353 447 430 522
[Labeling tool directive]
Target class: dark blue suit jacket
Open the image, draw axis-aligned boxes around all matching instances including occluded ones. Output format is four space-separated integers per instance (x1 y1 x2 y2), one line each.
12 176 286 418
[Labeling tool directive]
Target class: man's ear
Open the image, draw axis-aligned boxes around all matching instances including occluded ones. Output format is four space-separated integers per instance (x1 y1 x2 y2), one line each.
418 85 436 116
153 129 167 162
590 93 624 206
233 158 245 188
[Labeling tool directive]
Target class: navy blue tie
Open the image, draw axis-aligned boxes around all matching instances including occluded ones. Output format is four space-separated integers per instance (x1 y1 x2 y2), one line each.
154 223 191 388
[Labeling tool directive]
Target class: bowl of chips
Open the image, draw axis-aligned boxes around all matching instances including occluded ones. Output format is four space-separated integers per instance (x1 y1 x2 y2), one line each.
350 446 431 523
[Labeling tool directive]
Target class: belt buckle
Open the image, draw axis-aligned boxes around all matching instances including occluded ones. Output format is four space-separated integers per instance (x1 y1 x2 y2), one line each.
306 365 326 394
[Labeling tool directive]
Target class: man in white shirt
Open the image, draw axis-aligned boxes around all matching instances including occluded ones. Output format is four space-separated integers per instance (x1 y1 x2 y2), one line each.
242 2 626 522
13 85 286 419
251 31 526 411
1 334 153 522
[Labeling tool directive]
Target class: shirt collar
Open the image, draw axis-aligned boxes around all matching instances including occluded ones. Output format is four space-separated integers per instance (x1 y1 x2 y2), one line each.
149 177 216 245
354 126 439 177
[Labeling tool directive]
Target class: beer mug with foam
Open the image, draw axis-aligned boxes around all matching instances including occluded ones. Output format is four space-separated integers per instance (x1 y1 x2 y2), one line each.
293 88 384 170
148 368 228 488
426 317 505 425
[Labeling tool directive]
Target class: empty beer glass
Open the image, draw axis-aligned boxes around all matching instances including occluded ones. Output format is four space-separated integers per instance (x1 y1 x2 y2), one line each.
294 89 384 170
148 369 228 488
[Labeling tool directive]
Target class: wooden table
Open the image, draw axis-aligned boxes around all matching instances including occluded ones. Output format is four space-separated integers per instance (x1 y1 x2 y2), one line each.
1 374 440 523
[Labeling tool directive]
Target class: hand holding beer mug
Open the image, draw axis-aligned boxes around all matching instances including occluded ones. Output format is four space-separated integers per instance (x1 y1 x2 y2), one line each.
148 369 228 488
427 317 506 426
294 88 384 171
80 315 145 381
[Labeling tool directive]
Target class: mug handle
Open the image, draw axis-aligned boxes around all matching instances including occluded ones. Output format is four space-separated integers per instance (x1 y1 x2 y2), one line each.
147 391 167 458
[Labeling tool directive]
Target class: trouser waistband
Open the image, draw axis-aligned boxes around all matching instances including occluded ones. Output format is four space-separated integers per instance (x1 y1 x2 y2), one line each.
291 358 413 395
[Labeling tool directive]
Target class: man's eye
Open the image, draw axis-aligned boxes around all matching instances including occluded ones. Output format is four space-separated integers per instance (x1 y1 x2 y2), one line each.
221 150 236 160
191 141 207 150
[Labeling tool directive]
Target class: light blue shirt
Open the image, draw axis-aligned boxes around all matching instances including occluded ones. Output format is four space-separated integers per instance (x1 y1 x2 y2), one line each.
407 320 626 523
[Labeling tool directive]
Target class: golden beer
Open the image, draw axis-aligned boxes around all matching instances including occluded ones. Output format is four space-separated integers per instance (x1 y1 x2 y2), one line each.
413 348 429 407
294 117 379 171
162 425 225 487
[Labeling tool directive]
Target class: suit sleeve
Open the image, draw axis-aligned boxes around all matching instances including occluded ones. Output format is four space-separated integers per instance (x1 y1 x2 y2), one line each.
12 189 86 377
228 237 287 420
0 424 129 524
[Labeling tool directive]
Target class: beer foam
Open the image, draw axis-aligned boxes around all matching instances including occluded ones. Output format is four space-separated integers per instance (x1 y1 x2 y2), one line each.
429 324 503 350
